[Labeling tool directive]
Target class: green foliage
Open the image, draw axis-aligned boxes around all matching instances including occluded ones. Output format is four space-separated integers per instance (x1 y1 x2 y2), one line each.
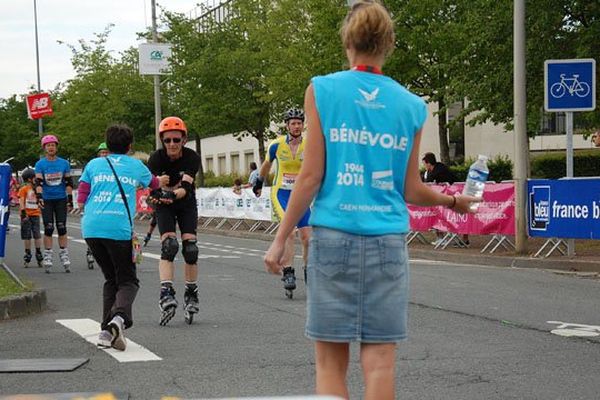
202 171 246 188
0 96 41 170
0 269 25 299
47 28 155 164
487 155 514 182
531 151 600 179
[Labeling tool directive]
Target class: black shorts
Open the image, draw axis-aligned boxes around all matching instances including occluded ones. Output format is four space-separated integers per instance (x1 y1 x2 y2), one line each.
156 198 198 236
21 215 41 240
41 198 67 227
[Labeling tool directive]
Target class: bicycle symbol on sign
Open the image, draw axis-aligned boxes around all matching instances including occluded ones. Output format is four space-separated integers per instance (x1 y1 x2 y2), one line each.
550 74 591 99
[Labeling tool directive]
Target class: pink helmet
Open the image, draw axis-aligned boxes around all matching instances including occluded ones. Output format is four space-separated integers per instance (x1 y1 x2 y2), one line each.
41 134 59 147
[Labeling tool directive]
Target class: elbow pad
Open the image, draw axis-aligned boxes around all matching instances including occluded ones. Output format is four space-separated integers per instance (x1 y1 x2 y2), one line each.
64 176 74 188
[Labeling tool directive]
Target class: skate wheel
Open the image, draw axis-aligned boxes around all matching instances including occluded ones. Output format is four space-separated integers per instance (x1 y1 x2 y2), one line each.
285 289 293 299
88 262 94 270
159 307 176 326
24 263 28 268
185 311 193 325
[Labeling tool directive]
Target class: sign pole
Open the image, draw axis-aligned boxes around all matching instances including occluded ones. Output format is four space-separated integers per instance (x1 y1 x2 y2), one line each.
565 111 574 256
151 0 162 150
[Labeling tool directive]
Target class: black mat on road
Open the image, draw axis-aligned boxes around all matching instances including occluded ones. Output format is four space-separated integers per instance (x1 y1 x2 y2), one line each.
0 358 89 373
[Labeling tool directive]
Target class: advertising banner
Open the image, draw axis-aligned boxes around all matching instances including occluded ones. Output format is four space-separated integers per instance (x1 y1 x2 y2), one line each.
528 178 600 239
196 187 272 221
407 182 515 235
26 92 53 119
0 164 12 258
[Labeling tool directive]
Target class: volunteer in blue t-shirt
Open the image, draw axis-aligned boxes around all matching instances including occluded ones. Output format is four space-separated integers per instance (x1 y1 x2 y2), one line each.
264 1 480 399
77 124 164 351
34 134 73 272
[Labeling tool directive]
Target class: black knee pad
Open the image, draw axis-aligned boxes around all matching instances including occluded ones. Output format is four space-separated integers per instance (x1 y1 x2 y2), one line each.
56 222 67 236
161 237 179 261
182 239 199 265
44 223 54 237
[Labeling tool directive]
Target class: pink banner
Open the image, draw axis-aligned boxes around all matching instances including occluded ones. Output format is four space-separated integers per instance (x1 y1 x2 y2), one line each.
408 182 515 235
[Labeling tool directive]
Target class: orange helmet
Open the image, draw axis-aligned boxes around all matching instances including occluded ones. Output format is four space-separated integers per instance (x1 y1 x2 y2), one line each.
159 116 187 137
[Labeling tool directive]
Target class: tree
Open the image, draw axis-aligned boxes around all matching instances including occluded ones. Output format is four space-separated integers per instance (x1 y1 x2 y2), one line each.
0 96 42 170
47 27 155 164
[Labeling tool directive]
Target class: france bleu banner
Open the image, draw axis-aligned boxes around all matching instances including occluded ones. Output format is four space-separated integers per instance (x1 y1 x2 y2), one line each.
528 178 600 239
0 164 12 258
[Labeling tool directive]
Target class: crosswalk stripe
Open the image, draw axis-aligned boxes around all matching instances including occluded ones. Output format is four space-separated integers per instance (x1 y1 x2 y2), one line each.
56 318 162 363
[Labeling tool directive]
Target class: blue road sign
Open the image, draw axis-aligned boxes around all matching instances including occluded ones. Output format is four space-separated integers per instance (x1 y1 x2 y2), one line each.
544 59 596 112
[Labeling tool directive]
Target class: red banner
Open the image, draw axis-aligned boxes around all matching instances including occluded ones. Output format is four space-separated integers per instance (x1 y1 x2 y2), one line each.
136 188 153 214
26 93 53 119
408 182 515 235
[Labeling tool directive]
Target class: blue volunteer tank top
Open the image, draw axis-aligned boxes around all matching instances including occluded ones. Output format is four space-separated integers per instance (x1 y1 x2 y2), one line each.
310 69 427 235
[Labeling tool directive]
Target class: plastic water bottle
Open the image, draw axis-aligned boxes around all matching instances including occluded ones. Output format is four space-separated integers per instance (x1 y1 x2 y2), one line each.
463 154 489 211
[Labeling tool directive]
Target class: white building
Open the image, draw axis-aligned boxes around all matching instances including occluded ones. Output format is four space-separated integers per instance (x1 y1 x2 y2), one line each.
188 102 598 175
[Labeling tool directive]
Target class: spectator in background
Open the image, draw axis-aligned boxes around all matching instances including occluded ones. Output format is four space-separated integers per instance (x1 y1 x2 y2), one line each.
233 178 243 195
243 162 259 188
592 131 600 147
422 152 456 184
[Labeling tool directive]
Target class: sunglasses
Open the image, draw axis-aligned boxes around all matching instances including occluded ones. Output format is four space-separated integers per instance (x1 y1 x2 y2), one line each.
163 138 182 144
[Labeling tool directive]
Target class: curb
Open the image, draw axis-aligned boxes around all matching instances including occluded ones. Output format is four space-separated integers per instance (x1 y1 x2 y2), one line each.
198 228 600 273
0 289 47 321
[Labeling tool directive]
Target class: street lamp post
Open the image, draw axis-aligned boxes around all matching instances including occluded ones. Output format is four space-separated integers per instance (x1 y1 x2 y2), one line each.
151 0 162 150
514 0 529 254
33 0 43 137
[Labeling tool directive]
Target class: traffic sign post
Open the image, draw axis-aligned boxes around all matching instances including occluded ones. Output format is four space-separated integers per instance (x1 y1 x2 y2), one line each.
544 58 596 256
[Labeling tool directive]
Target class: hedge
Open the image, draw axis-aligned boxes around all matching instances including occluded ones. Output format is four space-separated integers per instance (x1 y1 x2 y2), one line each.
530 150 600 179
450 155 514 182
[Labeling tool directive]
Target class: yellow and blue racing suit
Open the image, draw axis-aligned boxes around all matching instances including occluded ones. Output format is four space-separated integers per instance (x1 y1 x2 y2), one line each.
266 135 311 228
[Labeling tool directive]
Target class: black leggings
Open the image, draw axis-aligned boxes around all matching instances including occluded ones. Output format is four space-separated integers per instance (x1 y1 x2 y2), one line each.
41 198 68 237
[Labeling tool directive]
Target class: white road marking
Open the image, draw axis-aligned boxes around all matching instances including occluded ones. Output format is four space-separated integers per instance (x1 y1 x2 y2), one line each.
547 321 600 337
56 318 162 362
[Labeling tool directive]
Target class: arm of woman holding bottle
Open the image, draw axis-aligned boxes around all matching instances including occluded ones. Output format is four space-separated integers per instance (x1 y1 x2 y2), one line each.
404 130 479 214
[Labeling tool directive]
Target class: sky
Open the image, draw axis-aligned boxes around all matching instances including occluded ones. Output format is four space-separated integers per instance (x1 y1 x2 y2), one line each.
0 1 209 99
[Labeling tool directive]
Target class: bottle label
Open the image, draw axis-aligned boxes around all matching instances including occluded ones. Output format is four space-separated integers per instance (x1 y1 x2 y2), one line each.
468 168 488 182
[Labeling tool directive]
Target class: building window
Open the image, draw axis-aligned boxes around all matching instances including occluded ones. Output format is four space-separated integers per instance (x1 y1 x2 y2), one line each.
231 153 240 175
244 151 255 171
218 154 226 175
205 157 214 172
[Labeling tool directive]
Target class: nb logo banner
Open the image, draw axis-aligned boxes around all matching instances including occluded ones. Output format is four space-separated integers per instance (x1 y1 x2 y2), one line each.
527 178 600 239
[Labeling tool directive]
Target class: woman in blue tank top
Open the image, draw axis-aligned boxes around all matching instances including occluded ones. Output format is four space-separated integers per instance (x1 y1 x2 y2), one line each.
265 1 479 399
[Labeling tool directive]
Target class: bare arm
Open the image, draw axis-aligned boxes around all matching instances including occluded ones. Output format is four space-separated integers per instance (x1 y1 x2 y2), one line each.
258 159 272 179
19 195 26 213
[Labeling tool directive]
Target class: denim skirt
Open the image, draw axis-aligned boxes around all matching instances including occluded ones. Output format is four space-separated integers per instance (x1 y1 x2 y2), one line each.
305 226 410 343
